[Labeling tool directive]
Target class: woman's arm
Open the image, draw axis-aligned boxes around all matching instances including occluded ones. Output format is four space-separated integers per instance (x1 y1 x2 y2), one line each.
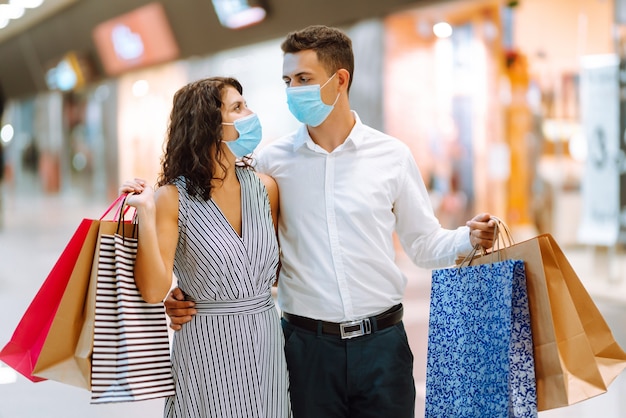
256 172 281 285
121 179 179 303
256 172 279 233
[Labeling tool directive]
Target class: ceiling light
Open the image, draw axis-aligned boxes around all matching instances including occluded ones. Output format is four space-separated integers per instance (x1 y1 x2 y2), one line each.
15 0 45 8
0 3 25 20
433 21 453 39
1 124 14 144
132 79 150 97
0 0 45 33
211 0 267 29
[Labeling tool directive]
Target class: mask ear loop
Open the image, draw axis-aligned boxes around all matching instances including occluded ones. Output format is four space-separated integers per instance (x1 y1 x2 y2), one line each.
321 72 341 107
320 72 337 89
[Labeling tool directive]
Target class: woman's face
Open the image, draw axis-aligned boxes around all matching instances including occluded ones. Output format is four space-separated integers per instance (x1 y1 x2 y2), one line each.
221 86 253 142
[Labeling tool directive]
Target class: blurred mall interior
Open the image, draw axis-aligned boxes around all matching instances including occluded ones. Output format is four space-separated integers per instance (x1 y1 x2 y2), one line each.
1 0 626 417
1 0 625 247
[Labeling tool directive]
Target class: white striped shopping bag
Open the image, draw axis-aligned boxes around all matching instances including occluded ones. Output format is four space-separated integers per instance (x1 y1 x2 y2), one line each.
90 226 175 404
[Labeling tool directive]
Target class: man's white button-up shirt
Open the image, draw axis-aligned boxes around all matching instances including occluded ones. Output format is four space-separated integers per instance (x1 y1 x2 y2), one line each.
256 112 472 322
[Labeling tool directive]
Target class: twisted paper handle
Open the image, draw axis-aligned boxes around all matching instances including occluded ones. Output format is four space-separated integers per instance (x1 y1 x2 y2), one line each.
458 216 515 268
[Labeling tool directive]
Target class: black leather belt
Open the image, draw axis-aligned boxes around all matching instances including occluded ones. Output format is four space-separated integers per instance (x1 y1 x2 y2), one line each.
282 304 403 339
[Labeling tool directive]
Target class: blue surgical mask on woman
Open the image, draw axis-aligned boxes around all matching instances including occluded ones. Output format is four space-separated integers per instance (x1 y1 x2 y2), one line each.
286 73 340 127
222 113 262 158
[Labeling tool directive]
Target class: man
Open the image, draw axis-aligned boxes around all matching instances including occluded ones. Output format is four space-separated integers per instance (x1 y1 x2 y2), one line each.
166 25 495 417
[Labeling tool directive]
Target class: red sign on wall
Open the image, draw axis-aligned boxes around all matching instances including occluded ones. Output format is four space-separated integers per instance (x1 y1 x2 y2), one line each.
92 2 179 76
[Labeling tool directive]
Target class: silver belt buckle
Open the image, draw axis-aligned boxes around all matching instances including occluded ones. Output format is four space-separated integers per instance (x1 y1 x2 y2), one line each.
339 318 372 339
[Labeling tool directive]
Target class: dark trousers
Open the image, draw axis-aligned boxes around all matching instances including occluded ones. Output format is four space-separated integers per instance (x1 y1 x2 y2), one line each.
281 318 416 418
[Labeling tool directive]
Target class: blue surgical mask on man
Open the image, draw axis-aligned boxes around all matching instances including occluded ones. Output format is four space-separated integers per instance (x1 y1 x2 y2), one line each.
286 73 340 127
222 113 263 158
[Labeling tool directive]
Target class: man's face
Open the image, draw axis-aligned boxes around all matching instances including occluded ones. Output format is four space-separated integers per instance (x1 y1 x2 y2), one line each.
282 50 336 105
282 50 327 87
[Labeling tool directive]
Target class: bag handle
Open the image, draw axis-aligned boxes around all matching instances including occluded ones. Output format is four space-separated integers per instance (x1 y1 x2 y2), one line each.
490 216 514 247
116 193 138 239
113 193 136 221
458 216 514 267
99 195 127 221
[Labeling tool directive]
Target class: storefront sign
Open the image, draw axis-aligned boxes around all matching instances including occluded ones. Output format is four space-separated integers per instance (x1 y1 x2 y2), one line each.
578 54 622 245
92 2 179 76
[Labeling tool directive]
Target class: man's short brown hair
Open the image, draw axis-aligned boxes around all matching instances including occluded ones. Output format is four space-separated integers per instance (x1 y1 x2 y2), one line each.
281 25 354 92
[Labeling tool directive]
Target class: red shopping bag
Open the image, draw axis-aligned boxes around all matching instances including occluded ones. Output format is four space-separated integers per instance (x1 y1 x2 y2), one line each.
0 195 126 382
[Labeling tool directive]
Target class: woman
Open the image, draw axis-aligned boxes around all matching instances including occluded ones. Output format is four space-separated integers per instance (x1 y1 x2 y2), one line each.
120 77 291 418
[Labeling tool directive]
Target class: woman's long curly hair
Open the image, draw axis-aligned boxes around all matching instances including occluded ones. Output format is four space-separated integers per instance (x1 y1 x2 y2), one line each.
157 76 252 201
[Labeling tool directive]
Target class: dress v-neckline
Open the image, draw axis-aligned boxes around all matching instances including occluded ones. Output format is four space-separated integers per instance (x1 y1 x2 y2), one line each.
210 168 245 239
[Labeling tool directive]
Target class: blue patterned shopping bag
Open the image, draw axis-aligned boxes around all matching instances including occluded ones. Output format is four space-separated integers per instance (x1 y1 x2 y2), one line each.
425 259 537 418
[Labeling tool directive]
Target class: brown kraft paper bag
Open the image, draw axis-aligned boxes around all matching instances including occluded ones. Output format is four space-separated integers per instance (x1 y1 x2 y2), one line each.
32 198 134 389
467 233 626 411
31 220 100 388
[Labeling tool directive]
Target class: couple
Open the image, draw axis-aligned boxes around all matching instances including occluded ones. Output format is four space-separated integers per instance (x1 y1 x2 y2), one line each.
120 25 496 418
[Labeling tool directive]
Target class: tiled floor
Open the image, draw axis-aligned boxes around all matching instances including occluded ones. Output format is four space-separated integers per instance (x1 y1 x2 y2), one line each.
0 190 624 417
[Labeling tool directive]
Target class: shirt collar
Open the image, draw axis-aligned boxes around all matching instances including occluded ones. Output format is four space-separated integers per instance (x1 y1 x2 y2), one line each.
292 111 366 152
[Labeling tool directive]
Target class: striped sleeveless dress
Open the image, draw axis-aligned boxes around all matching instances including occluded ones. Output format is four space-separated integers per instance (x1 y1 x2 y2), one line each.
164 168 291 418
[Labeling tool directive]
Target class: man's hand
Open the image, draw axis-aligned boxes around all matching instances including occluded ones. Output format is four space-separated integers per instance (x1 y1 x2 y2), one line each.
164 287 196 331
466 213 497 250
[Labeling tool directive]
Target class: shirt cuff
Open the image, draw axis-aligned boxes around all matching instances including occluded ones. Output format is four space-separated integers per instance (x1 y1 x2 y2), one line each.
455 225 474 256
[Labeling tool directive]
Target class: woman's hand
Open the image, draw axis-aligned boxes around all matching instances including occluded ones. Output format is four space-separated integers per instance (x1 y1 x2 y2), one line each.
119 177 148 195
119 178 155 210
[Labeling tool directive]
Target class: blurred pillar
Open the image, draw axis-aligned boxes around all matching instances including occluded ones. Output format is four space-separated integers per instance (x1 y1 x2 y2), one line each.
616 0 626 243
504 51 534 229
